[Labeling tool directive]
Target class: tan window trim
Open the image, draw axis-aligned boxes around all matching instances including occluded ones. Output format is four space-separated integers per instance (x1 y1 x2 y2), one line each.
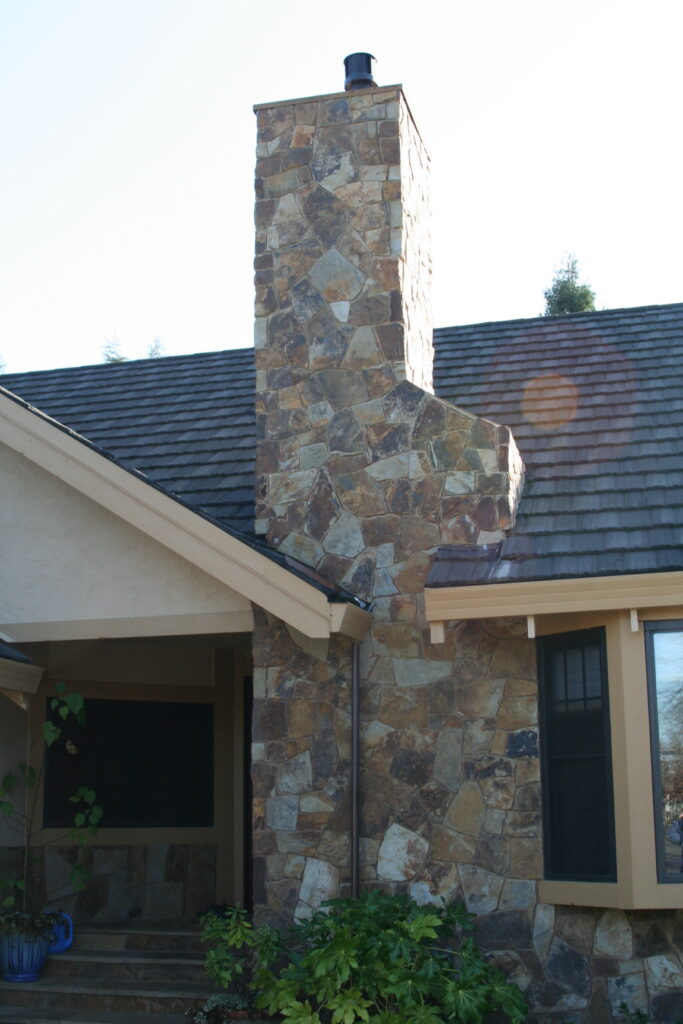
536 608 683 910
426 576 683 910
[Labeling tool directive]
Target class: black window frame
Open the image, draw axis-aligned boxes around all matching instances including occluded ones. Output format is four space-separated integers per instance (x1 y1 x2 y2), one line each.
537 627 617 883
644 619 683 884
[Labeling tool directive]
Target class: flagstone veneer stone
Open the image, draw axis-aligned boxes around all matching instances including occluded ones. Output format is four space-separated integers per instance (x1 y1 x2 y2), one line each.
377 822 429 881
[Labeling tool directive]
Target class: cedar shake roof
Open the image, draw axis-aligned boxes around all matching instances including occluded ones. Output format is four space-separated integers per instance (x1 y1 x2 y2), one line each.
1 349 256 535
3 300 683 589
430 301 683 585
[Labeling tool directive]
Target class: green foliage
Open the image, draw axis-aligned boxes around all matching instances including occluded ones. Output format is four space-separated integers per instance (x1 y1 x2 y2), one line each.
0 908 62 941
200 892 527 1024
185 991 253 1024
0 684 103 921
200 903 280 997
204 993 252 1012
617 1006 649 1023
543 254 596 316
617 1003 683 1024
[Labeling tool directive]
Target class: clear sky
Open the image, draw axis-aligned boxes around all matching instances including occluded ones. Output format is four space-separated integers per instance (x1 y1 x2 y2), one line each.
1 0 682 373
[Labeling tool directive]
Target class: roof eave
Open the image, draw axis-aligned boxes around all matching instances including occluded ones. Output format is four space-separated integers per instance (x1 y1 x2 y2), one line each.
425 569 683 640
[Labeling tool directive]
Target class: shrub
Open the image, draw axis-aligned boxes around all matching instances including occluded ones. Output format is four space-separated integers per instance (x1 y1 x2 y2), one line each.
200 890 527 1024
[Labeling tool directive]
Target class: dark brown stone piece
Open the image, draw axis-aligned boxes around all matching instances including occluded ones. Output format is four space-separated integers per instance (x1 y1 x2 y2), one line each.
253 700 288 741
298 183 350 248
305 469 342 540
335 471 386 516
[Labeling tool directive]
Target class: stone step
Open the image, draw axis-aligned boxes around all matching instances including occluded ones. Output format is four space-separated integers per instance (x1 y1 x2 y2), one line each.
0 1010 187 1024
0 978 215 1015
43 950 206 985
0 925 217 1022
73 927 203 955
0 1009 275 1024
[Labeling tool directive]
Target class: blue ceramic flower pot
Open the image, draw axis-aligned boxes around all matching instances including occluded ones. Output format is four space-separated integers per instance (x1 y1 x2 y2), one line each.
47 911 73 954
0 932 50 982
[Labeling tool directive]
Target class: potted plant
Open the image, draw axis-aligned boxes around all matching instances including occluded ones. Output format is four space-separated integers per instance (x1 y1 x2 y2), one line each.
0 683 102 982
0 908 62 982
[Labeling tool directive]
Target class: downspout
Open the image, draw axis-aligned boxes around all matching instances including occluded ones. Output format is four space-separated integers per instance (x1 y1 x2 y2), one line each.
351 641 360 897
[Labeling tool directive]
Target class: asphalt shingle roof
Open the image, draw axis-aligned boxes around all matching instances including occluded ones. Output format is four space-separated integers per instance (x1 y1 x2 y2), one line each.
430 301 683 585
3 300 683 590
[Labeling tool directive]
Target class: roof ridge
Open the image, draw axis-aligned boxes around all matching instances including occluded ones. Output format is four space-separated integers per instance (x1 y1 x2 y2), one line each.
434 300 683 334
0 347 253 380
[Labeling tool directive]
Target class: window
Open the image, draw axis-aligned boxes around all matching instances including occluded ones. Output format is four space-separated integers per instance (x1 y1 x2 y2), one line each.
537 628 617 882
645 621 683 883
426 574 683 908
44 698 214 828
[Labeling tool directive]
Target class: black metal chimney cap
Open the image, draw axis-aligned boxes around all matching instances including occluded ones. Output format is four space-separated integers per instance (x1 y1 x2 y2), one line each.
344 53 376 91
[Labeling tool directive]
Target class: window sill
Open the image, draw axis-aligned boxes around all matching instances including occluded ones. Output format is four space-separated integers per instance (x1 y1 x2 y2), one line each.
34 826 216 845
539 879 683 910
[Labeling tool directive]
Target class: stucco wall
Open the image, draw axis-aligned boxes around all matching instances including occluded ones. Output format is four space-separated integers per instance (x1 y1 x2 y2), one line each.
0 441 250 633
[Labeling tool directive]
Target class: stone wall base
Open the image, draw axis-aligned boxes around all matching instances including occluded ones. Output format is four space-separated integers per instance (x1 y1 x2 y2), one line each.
0 842 216 923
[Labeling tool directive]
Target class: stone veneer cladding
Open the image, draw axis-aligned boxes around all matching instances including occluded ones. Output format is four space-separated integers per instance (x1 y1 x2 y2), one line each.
0 842 215 922
250 85 683 1021
254 85 523 589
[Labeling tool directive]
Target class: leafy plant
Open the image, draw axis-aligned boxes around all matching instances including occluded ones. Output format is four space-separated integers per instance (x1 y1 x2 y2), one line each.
201 903 279 998
617 1003 683 1024
0 908 62 941
0 683 103 922
616 1002 683 1024
200 891 527 1024
185 992 253 1024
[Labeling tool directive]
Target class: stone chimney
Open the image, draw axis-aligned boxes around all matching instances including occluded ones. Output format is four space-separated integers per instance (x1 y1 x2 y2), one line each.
254 77 522 600
250 70 526 926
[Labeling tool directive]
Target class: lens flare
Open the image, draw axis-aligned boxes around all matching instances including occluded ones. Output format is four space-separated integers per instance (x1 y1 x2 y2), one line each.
521 373 579 429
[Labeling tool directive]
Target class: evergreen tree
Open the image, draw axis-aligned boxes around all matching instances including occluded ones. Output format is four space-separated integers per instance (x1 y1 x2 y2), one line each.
102 336 127 363
543 255 596 315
